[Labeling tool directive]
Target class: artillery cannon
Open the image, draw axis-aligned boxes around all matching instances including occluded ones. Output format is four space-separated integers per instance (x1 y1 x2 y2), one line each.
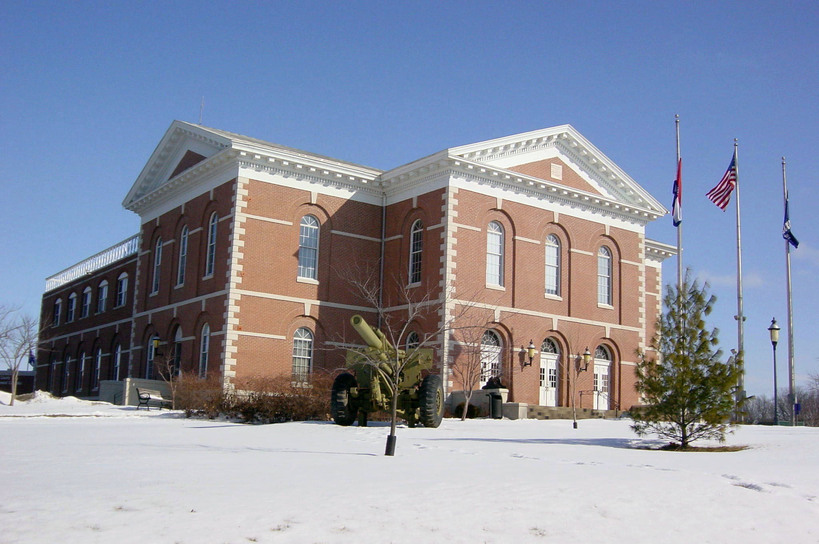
331 314 444 428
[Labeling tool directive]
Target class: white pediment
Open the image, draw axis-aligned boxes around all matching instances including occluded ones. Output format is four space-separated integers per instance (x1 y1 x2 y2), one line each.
122 121 232 210
448 125 666 216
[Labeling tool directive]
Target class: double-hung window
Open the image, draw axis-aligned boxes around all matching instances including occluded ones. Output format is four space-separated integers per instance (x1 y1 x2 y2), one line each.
298 215 319 280
486 221 504 287
409 220 423 284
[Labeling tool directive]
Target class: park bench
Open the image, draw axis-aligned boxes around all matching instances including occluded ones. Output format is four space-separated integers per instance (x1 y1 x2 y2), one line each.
136 387 172 410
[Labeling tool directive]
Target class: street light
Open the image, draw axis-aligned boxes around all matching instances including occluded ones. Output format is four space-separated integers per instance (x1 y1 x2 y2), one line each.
768 318 780 425
581 347 592 372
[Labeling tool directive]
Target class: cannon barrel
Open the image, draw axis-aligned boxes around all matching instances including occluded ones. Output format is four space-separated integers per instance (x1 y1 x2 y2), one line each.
351 315 384 350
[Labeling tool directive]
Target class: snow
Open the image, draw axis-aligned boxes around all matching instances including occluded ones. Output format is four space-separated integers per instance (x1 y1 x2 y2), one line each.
1 391 817 544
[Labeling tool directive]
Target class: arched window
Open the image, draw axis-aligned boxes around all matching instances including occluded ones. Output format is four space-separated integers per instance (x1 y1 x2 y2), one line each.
480 330 503 386
115 273 128 307
63 355 71 393
199 324 210 378
76 351 86 392
597 246 612 305
81 287 91 318
205 213 218 277
409 220 423 284
97 280 108 314
146 335 159 379
406 331 420 350
486 221 505 286
298 215 319 280
291 328 313 382
545 234 561 296
52 298 62 327
92 348 102 390
151 237 162 294
67 293 77 322
177 225 189 286
173 327 183 376
112 343 122 380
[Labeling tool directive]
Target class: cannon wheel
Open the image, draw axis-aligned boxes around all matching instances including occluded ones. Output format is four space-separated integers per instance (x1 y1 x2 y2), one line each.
331 373 358 426
418 374 444 428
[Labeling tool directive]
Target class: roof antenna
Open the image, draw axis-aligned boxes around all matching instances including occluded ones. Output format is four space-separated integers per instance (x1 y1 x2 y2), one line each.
199 96 205 125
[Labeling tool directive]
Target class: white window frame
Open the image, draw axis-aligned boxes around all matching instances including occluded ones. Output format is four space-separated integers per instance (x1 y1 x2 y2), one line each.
53 299 62 327
597 246 613 306
545 234 561 296
67 293 77 323
486 221 504 287
199 324 210 378
112 343 122 381
151 237 162 294
92 348 102 390
205 213 217 278
115 273 128 308
146 335 158 380
480 330 503 386
409 220 423 285
81 287 91 318
97 281 108 314
291 327 313 383
177 225 188 286
76 351 86 392
297 215 319 280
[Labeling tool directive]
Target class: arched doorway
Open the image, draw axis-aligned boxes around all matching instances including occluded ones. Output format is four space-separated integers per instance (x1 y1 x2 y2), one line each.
593 345 612 410
479 330 502 387
539 338 560 407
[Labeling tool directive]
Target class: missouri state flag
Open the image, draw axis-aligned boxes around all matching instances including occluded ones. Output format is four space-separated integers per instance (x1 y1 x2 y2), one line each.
672 158 682 226
707 152 737 210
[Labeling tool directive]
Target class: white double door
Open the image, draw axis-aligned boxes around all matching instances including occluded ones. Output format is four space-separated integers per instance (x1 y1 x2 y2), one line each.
539 353 558 407
593 362 610 410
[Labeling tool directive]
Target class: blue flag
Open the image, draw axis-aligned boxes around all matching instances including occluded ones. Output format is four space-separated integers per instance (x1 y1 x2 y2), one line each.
783 194 799 248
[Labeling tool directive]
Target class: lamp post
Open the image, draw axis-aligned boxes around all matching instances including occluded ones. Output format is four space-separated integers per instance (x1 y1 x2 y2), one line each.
768 318 780 425
572 347 593 429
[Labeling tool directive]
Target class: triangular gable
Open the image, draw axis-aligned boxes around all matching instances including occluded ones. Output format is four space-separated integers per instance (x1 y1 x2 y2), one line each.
122 121 231 210
448 125 665 214
507 158 602 196
169 150 207 180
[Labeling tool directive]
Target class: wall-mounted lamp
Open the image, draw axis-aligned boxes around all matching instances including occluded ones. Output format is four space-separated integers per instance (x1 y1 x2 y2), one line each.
152 336 162 357
522 340 536 367
579 347 592 372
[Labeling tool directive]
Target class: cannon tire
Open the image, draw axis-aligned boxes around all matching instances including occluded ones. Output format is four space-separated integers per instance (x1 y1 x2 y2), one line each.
331 373 358 426
418 374 444 428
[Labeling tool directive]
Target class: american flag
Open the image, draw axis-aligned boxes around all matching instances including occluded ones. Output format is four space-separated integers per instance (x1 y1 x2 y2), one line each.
707 152 737 210
672 158 682 226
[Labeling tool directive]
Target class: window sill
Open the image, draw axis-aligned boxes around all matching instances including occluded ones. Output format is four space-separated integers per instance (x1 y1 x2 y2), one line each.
407 281 421 289
597 303 614 310
544 293 563 301
297 277 319 285
202 274 214 281
486 284 506 291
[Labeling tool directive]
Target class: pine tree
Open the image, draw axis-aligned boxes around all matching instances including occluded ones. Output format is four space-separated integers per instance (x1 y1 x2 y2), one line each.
632 273 741 448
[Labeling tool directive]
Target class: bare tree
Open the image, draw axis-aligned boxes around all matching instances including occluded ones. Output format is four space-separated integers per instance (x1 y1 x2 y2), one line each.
449 308 494 420
153 349 182 410
0 308 38 406
337 265 475 455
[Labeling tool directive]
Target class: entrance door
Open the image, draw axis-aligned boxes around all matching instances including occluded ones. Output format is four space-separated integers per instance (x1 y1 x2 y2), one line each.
480 330 502 387
593 345 611 410
539 338 559 406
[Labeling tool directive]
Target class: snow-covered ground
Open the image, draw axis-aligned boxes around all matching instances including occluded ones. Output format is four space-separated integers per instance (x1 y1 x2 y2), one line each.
1 392 817 544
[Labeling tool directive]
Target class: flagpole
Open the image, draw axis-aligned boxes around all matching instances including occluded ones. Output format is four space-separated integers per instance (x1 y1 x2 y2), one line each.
782 157 797 425
675 114 682 291
733 139 746 415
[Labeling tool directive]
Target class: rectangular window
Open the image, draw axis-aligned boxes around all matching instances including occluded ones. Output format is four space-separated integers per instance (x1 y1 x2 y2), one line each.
151 239 162 294
81 290 91 318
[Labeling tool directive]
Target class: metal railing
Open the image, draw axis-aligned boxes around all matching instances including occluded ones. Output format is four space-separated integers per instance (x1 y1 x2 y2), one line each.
45 234 139 292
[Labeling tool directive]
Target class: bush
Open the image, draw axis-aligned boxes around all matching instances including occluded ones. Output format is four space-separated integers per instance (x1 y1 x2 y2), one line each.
453 402 481 419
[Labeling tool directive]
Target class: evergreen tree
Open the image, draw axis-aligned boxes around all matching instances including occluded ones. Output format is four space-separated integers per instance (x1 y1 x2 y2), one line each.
632 273 741 448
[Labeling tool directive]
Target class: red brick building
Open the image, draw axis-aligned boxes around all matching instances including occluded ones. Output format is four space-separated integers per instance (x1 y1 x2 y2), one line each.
37 121 673 412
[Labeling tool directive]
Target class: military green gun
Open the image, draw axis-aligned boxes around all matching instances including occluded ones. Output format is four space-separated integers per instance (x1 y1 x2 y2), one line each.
331 314 444 428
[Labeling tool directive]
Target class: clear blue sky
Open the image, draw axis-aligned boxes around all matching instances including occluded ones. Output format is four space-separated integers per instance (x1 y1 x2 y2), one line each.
2 1 817 396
